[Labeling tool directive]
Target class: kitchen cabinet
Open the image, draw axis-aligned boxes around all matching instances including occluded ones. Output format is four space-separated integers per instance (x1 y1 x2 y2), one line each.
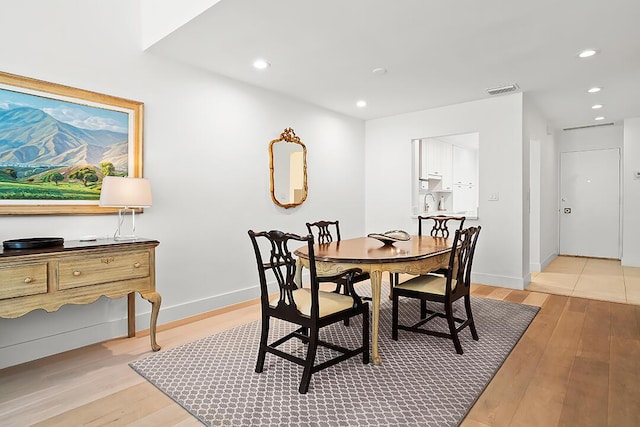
420 139 453 191
453 184 478 214
453 145 477 186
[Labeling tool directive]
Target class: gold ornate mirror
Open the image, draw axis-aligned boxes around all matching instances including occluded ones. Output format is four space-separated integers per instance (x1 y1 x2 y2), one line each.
269 127 308 208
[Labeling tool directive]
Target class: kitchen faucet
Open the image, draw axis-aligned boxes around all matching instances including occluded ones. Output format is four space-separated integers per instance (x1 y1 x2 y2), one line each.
424 193 436 212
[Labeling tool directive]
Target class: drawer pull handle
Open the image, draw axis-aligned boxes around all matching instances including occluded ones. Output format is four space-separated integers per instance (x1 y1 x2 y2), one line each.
101 257 115 264
24 277 33 283
73 271 81 276
134 262 141 268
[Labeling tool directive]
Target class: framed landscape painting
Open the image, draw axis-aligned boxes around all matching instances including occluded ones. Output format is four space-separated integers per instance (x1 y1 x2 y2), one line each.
0 71 143 215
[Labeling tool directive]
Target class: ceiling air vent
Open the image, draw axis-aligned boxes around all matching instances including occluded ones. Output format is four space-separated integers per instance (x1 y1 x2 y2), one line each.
563 122 614 131
486 84 519 96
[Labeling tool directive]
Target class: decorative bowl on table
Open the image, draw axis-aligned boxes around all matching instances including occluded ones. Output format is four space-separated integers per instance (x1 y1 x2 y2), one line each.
367 230 411 245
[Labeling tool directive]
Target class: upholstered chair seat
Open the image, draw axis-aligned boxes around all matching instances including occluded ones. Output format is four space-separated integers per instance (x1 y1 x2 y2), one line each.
270 288 355 317
395 274 458 296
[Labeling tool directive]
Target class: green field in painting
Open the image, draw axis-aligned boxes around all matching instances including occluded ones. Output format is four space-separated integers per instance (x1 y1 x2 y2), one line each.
0 181 100 200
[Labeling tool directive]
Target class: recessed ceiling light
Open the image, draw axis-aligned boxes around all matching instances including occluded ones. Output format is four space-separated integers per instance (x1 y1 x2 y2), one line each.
587 87 601 93
372 67 387 75
356 100 367 108
578 49 597 58
595 116 605 121
592 104 603 109
252 59 270 70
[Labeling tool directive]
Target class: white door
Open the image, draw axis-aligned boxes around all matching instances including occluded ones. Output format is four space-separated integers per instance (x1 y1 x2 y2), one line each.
559 148 620 258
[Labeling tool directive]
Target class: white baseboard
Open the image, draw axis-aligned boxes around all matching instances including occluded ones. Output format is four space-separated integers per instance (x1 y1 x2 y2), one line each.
472 272 525 290
530 252 557 273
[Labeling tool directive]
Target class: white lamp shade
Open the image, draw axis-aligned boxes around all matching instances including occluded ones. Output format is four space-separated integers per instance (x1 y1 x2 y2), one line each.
99 176 152 208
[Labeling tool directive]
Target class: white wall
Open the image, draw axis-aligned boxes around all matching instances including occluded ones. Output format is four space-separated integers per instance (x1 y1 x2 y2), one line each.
0 0 365 368
557 124 623 152
623 118 640 266
364 94 527 289
524 96 558 272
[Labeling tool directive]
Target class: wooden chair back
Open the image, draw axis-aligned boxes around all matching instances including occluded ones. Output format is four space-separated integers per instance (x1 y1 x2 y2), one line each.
306 220 341 244
418 215 466 238
248 230 320 321
447 226 481 297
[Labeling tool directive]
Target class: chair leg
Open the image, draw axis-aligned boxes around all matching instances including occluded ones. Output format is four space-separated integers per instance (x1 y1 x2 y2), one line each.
299 328 319 394
343 280 350 326
465 295 479 341
392 293 399 341
445 301 463 354
362 305 370 364
420 299 427 319
255 315 270 373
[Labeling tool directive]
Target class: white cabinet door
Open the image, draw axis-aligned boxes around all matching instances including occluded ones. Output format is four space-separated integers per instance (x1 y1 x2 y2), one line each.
440 142 453 191
421 139 452 188
452 184 478 214
453 146 477 186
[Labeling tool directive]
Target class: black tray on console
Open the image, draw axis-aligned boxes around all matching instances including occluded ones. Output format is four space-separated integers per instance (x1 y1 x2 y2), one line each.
3 237 65 250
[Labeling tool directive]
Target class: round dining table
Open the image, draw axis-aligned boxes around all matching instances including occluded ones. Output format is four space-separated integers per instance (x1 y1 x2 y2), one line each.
295 235 454 365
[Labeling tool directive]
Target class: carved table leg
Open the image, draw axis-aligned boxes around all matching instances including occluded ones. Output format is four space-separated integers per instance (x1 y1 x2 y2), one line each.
127 292 136 337
140 291 162 351
369 270 383 366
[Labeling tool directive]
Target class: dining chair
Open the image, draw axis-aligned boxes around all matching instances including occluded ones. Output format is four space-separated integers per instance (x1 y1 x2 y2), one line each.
248 229 369 394
391 226 481 354
306 220 371 296
389 215 465 287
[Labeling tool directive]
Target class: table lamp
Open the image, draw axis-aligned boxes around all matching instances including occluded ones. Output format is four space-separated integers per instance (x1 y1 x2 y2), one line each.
99 176 152 240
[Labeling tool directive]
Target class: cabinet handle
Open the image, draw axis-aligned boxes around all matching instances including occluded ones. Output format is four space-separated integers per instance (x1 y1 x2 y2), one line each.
73 271 81 276
133 262 141 268
24 277 33 283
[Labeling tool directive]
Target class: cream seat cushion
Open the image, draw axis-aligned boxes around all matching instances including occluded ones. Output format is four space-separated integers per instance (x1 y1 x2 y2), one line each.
395 273 457 295
270 288 354 317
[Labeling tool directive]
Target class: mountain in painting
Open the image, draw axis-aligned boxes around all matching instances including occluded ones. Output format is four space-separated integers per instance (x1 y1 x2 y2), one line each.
0 107 129 170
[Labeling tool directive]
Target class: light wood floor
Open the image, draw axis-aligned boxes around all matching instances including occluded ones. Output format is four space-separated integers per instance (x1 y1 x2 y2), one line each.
528 256 640 305
1 283 639 426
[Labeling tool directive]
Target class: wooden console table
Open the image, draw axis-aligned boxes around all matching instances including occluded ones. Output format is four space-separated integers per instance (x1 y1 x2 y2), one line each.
0 238 161 351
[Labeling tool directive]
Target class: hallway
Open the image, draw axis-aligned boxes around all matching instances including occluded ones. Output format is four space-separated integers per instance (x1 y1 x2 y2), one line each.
528 256 640 305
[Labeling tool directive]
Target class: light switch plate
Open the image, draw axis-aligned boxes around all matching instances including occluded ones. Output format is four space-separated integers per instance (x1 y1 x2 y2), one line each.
488 192 499 201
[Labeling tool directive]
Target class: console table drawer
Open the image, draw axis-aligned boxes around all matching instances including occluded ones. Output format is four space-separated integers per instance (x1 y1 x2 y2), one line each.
0 263 48 299
58 251 150 290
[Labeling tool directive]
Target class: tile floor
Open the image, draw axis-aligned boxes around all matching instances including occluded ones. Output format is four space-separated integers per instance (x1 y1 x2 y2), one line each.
527 255 640 305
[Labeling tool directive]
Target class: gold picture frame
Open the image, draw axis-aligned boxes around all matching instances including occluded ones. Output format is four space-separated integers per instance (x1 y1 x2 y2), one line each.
0 71 143 215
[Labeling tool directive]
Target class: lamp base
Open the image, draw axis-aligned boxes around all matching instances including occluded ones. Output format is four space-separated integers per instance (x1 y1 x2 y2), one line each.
112 208 143 241
113 234 142 241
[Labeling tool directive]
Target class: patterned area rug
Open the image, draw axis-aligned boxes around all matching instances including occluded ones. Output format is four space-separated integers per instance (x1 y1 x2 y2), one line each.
130 294 538 426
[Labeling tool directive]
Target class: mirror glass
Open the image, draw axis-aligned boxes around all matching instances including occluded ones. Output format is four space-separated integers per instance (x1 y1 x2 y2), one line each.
269 128 308 208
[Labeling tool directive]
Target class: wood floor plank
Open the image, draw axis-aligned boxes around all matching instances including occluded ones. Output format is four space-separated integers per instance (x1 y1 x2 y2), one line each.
471 283 496 297
508 295 587 426
462 295 568 427
521 291 549 307
31 383 170 427
558 357 609 427
557 300 612 426
502 290 529 304
607 303 640 426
